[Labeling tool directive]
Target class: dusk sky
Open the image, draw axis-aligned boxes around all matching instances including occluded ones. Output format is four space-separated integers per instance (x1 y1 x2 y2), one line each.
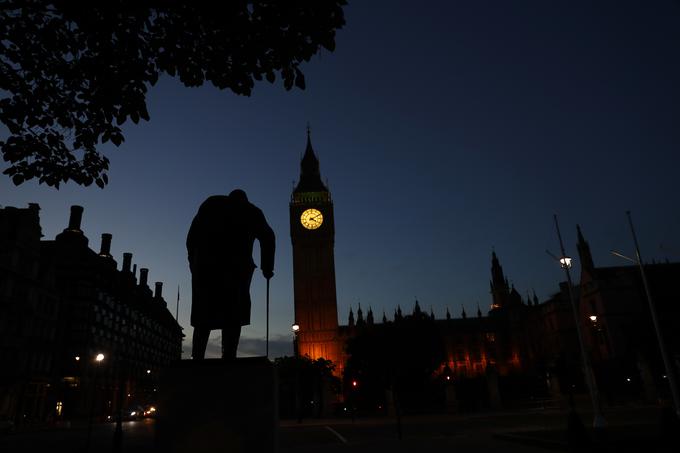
2 0 680 359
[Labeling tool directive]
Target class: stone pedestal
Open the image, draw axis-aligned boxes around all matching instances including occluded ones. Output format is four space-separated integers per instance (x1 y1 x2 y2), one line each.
156 357 278 453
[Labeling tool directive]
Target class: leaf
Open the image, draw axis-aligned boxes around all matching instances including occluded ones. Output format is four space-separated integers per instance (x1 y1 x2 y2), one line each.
294 70 306 90
139 104 150 121
110 132 124 146
284 75 294 90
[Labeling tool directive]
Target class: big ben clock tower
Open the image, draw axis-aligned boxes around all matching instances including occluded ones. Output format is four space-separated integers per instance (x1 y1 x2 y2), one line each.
290 131 341 366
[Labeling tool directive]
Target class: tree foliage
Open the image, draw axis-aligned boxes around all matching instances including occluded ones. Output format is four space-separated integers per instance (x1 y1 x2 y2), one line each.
275 355 340 418
344 314 446 412
0 0 346 187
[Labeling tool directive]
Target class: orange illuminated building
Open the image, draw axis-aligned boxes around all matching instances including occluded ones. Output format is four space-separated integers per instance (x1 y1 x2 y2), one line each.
289 131 344 370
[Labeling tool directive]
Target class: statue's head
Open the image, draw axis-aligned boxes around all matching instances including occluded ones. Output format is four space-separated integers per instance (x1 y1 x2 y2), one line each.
229 189 248 203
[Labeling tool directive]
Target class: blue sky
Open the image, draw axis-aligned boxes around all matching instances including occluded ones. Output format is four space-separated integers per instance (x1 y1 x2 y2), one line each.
2 0 680 358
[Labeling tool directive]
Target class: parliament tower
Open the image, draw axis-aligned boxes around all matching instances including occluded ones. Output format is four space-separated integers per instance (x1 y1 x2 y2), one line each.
290 131 341 366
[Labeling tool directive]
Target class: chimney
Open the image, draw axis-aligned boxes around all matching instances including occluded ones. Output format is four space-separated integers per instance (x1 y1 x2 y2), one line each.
122 253 132 273
99 233 112 257
132 264 137 279
139 268 149 287
154 282 163 299
67 205 84 232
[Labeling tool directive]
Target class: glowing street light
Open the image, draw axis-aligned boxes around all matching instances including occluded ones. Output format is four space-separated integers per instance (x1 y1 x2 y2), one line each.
552 215 606 428
291 323 300 357
96 353 104 362
75 356 81 361
589 315 598 322
146 369 151 374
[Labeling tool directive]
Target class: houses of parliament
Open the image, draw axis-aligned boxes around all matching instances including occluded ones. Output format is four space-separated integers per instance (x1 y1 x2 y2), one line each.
290 132 680 403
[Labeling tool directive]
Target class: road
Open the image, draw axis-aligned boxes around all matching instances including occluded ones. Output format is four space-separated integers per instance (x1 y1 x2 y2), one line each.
0 405 671 453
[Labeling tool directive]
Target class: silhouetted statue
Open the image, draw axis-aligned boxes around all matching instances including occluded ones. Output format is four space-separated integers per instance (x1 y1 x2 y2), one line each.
187 189 275 359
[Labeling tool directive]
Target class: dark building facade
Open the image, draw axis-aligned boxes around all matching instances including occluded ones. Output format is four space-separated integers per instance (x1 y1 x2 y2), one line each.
0 204 183 424
0 204 59 423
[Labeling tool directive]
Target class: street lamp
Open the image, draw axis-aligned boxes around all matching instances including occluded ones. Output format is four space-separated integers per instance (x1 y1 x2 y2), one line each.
291 323 301 423
86 352 105 452
291 324 300 357
608 211 680 420
589 315 597 323
552 215 606 428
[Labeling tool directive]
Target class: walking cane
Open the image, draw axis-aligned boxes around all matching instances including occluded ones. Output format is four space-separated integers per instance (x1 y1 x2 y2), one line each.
266 277 270 358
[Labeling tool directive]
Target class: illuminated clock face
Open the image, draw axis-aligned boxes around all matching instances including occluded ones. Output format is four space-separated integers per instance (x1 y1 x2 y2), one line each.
300 208 323 230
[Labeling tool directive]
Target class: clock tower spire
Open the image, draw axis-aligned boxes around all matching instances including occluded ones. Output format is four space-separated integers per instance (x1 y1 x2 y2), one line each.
295 129 328 194
290 131 341 368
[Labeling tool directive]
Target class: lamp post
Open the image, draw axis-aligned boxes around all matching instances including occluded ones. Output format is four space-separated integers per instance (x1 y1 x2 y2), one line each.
85 353 105 452
619 211 680 419
553 215 606 428
291 324 300 357
291 324 302 423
